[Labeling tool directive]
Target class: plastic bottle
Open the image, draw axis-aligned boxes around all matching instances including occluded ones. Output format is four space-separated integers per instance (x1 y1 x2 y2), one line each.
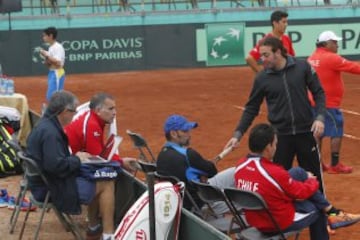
7 79 14 95
0 78 3 95
4 79 9 95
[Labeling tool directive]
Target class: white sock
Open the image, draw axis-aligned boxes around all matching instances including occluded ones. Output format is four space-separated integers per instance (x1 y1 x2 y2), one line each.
102 233 114 240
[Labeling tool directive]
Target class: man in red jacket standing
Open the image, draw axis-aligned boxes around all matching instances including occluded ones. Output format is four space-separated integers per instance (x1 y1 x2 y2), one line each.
246 10 295 73
234 123 360 239
308 30 360 174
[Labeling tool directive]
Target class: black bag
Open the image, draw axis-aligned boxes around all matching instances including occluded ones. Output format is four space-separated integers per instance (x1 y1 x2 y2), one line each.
0 119 22 177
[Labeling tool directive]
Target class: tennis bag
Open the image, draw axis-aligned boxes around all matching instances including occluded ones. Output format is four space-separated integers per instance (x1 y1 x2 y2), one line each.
0 119 22 176
114 181 185 240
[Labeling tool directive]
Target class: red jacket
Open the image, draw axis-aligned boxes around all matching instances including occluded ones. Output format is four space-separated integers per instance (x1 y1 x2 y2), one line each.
308 47 360 108
64 110 122 163
234 155 319 232
248 33 295 61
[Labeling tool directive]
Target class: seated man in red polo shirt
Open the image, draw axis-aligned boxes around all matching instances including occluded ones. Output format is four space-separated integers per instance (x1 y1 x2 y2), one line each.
65 92 135 168
234 123 360 239
64 92 136 240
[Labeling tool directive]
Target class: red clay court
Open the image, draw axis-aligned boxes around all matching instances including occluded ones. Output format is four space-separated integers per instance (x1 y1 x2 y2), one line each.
1 66 359 239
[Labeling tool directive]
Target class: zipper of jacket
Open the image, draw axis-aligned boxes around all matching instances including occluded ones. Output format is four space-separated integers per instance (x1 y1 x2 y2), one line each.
282 71 296 135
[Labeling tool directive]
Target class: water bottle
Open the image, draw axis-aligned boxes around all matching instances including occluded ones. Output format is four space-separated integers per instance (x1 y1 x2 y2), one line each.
0 78 4 95
4 79 9 95
7 79 14 95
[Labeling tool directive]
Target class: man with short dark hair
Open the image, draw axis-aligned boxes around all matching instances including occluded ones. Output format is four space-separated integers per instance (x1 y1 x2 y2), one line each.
308 30 360 174
39 27 65 102
225 37 326 192
246 10 295 73
65 92 135 170
234 123 360 239
27 91 116 240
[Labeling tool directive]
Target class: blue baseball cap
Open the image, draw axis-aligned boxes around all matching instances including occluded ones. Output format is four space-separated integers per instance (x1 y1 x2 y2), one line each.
164 114 198 133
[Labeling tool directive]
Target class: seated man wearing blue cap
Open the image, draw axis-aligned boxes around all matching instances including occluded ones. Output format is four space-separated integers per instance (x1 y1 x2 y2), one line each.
157 114 218 211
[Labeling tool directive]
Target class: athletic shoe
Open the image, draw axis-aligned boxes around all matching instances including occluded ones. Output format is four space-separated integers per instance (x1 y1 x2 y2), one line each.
0 189 9 207
328 211 360 229
327 163 353 174
7 196 37 211
86 224 103 240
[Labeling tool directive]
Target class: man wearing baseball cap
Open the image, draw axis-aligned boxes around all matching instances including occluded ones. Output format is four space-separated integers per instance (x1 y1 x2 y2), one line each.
308 30 360 174
156 114 218 210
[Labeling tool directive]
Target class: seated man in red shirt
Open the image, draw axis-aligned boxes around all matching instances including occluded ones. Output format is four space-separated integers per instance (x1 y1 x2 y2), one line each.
234 123 360 239
64 92 136 239
65 92 135 169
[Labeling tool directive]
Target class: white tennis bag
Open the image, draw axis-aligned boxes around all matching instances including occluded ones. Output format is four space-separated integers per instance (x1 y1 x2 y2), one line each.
114 181 185 240
0 106 21 132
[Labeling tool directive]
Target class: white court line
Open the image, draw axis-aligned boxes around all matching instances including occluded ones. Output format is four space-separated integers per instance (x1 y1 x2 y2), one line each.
233 105 264 114
235 106 360 117
233 105 245 110
234 105 360 140
344 134 360 141
341 109 360 116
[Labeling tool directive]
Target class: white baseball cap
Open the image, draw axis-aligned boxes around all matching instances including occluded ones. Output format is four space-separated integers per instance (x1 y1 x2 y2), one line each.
317 31 342 42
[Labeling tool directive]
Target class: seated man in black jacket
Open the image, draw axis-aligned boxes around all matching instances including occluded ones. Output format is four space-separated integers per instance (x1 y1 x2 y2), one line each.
157 114 218 210
27 91 116 240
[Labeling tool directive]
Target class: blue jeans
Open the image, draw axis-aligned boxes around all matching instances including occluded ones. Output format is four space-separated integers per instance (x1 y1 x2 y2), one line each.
283 167 329 240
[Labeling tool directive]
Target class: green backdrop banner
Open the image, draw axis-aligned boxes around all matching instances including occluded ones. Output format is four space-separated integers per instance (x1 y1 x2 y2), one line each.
244 23 360 57
205 23 245 66
1 20 360 76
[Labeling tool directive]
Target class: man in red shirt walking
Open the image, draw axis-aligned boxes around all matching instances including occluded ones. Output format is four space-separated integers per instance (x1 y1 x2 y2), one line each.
246 10 295 73
308 31 360 174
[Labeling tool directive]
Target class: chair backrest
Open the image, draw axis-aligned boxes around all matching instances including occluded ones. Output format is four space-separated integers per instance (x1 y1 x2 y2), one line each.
17 151 49 186
192 181 247 228
154 171 181 185
223 188 285 238
126 129 156 163
224 188 268 210
138 160 157 173
192 180 227 204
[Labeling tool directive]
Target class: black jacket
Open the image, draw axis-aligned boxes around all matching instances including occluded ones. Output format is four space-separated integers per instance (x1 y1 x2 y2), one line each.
235 56 326 138
157 145 217 209
27 112 82 214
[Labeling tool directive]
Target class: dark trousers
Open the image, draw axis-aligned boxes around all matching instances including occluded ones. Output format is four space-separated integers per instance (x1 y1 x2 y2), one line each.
273 132 324 192
284 167 329 240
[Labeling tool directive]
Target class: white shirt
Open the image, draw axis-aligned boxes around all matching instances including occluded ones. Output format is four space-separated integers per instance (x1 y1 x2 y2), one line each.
48 41 65 67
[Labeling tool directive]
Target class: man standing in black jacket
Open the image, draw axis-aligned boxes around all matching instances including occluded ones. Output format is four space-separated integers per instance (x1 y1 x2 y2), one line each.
225 37 326 192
